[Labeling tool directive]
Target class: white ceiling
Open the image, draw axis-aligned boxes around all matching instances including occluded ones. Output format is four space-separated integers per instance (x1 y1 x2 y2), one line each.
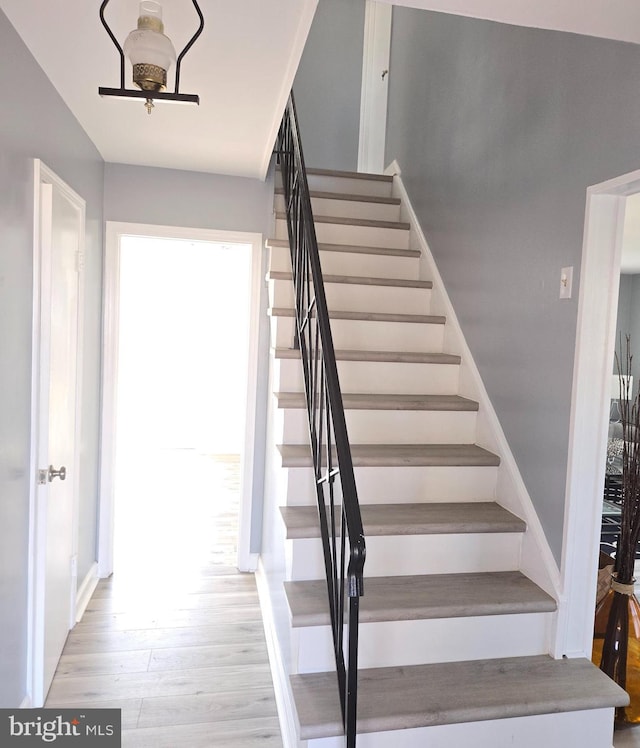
3 0 640 180
0 0 317 179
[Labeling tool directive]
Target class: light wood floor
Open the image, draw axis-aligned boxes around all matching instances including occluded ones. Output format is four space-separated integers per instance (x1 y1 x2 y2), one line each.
45 453 283 748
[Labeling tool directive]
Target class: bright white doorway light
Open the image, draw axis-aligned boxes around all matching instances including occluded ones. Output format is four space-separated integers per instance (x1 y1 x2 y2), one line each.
112 236 252 580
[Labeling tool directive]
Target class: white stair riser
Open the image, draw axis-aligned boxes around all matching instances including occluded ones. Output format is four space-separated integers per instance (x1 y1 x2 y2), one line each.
276 408 478 445
306 708 615 748
269 278 432 315
306 174 393 198
271 316 444 353
274 357 461 396
275 193 401 222
276 217 410 250
292 613 552 673
269 244 419 280
287 533 521 580
278 465 499 506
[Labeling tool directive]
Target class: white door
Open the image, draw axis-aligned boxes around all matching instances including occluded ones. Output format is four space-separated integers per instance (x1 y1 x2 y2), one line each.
29 161 85 705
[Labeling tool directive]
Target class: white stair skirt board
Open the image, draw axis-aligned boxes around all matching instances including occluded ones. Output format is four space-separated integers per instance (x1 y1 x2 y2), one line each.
305 708 615 748
267 240 420 280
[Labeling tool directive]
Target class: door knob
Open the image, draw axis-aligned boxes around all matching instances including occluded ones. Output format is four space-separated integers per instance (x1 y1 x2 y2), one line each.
48 465 67 482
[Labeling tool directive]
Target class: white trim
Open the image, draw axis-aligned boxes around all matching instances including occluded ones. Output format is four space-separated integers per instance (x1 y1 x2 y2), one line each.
387 158 561 615
99 222 265 577
358 1 393 174
255 559 299 748
75 562 99 623
27 159 85 707
560 170 640 658
258 0 319 179
20 696 32 710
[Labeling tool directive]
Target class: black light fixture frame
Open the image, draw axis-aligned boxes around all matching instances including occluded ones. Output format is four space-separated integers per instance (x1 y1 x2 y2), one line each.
98 0 204 105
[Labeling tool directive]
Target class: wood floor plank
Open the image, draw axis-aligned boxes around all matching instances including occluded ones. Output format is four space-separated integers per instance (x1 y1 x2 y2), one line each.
148 642 268 671
136 687 278 729
122 715 282 747
46 663 275 705
43 697 143 729
64 621 267 654
85 590 260 614
54 650 152 677
74 604 264 633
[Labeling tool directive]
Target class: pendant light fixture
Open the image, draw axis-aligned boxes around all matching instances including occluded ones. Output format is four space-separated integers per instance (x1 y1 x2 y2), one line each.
99 0 204 114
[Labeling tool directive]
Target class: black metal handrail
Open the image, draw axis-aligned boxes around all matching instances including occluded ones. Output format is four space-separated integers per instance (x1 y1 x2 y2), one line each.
275 93 366 747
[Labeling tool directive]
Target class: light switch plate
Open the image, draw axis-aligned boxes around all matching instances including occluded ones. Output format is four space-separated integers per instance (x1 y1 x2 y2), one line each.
560 266 573 299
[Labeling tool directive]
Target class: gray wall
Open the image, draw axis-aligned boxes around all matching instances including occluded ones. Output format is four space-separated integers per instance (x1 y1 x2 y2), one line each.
104 162 275 553
293 0 366 170
0 9 104 707
104 163 274 234
385 8 640 562
614 275 640 400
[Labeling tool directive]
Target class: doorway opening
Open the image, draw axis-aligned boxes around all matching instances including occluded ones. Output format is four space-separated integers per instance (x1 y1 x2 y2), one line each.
561 170 640 660
113 235 251 584
99 224 264 582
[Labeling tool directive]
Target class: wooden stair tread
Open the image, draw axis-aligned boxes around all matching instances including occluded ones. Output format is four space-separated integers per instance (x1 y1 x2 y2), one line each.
304 167 393 182
269 307 445 325
278 443 500 467
291 655 629 739
280 502 526 539
275 392 478 411
275 211 409 231
275 187 401 206
266 237 420 259
267 270 432 290
275 347 462 365
284 571 556 627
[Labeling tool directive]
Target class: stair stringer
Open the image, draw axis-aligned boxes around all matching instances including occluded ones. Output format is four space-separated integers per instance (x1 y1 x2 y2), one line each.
386 159 564 655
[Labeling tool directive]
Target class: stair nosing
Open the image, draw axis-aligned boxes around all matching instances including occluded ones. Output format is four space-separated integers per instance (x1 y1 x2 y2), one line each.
274 347 462 365
291 655 629 739
278 443 501 468
304 167 393 182
280 502 526 539
269 307 446 325
275 187 401 206
275 211 409 231
266 237 420 259
267 270 432 290
275 392 479 412
284 571 556 628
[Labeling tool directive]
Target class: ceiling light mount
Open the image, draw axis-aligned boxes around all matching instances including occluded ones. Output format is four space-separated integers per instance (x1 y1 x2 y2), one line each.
99 0 204 114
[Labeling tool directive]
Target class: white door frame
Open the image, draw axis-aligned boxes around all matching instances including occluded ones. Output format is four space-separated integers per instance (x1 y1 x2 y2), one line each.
558 169 640 658
358 0 392 174
98 222 263 578
27 159 85 707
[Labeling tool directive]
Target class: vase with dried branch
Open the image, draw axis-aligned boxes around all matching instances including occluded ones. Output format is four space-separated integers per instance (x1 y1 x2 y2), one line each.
593 336 640 724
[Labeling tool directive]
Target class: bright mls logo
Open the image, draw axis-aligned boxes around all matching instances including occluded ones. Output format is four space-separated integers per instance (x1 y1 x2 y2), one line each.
1 710 121 746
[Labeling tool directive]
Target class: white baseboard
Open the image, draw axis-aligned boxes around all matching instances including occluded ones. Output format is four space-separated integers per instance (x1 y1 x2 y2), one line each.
255 558 300 748
75 562 99 623
238 552 259 573
19 695 32 709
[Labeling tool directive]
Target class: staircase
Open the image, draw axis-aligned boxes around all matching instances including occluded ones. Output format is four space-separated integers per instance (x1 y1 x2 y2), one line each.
260 166 627 747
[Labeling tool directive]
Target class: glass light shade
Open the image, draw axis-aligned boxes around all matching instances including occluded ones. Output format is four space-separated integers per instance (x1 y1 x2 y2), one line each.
123 1 176 92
